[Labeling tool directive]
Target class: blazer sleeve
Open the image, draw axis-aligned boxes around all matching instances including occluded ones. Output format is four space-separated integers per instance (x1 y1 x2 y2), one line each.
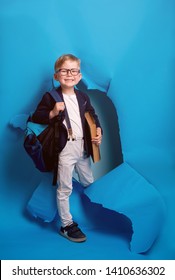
32 92 62 125
85 94 102 130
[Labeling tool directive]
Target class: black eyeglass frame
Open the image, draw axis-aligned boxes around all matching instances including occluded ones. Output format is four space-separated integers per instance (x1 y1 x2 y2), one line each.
56 68 80 76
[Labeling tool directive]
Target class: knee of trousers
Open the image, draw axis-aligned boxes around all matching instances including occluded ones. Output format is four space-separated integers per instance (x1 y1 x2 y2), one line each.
56 187 73 199
82 177 94 187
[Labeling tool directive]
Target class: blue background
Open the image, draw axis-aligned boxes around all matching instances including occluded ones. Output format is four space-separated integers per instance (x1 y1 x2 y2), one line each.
0 0 175 259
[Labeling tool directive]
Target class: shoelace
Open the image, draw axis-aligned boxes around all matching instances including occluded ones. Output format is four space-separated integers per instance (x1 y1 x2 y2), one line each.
67 223 80 233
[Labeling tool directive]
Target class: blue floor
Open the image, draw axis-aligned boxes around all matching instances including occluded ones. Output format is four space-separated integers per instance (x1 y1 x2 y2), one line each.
1 170 175 260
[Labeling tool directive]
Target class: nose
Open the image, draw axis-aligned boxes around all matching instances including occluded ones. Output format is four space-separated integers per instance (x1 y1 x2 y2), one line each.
67 69 72 76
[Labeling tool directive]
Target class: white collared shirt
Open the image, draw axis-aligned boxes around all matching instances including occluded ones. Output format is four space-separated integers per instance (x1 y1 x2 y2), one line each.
62 93 83 138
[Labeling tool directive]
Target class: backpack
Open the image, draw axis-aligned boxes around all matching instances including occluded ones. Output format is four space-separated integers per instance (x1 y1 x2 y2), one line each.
24 88 66 185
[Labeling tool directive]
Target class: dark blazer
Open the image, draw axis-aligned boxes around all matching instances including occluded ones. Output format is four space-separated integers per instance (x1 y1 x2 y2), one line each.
32 86 102 158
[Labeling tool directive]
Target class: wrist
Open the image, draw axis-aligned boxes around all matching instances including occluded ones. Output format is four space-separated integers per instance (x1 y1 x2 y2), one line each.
49 110 55 119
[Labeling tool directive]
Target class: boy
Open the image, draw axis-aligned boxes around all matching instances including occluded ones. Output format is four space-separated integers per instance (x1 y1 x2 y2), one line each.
32 54 102 242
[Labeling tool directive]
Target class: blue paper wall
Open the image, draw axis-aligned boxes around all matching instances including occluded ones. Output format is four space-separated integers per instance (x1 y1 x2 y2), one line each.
0 0 175 259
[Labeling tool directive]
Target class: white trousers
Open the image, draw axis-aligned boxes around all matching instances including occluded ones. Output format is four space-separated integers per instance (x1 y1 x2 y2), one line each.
57 139 94 227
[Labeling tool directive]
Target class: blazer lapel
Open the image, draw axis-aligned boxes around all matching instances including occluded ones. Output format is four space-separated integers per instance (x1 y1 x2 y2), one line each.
75 89 87 121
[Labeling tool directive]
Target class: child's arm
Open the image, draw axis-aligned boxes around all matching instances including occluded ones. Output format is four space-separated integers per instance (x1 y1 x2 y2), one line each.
85 94 103 146
32 93 64 124
49 102 65 119
91 127 102 146
85 94 102 130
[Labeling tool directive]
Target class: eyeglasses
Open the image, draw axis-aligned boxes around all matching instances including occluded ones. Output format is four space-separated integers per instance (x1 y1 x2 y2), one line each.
56 68 80 76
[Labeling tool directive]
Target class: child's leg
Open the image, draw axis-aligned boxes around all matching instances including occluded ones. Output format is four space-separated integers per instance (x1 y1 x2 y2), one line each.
57 141 76 227
57 140 88 242
75 156 94 187
75 140 94 187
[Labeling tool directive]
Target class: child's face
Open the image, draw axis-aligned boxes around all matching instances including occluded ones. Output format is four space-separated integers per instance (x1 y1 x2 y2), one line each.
54 59 82 90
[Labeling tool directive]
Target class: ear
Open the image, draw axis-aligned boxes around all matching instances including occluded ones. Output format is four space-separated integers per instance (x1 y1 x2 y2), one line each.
54 73 59 81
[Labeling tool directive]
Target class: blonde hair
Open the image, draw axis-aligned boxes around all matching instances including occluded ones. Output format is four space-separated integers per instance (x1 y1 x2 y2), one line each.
54 54 81 72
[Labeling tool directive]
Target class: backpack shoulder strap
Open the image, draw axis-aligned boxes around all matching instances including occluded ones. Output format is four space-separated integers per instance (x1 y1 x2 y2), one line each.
49 87 73 139
49 88 64 185
49 88 62 102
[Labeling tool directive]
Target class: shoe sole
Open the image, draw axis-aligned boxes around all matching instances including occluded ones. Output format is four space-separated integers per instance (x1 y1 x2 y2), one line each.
60 231 87 243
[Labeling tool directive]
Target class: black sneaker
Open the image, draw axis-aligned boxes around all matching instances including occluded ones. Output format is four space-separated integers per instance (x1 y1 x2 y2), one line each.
60 222 86 242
